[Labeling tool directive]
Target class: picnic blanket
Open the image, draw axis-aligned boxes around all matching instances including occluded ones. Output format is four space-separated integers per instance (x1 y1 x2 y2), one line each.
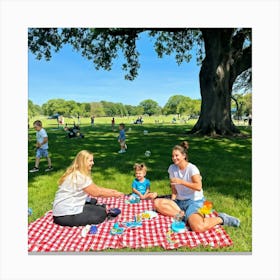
28 196 233 252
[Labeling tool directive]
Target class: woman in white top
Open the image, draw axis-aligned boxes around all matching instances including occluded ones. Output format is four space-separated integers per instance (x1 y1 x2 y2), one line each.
154 141 240 233
53 150 124 226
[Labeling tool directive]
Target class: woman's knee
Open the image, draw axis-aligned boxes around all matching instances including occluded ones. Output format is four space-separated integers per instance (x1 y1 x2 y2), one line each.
93 206 107 222
153 198 159 208
153 198 163 210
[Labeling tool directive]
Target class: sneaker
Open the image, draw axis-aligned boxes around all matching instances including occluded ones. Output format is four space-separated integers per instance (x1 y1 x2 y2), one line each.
45 166 53 172
29 167 39 173
218 212 240 227
118 150 126 153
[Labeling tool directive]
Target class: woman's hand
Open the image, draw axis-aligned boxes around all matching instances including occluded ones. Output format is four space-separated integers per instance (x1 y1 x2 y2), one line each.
111 189 124 198
84 184 124 198
170 174 202 191
170 178 183 185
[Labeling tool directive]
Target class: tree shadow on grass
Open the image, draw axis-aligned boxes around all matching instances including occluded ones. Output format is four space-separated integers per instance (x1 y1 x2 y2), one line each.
28 123 252 202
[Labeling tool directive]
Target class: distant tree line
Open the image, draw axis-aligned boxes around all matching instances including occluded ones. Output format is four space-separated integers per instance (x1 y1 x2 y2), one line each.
28 95 200 118
28 93 251 119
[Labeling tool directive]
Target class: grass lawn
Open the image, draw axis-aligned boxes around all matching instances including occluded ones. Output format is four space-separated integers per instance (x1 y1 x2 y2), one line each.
28 116 252 252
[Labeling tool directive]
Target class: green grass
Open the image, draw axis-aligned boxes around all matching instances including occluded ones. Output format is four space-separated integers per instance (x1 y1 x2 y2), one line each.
28 116 252 252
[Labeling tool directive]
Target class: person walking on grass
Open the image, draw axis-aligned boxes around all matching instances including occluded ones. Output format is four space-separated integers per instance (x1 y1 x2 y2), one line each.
29 120 53 173
117 123 127 153
52 150 124 227
154 141 240 233
111 117 115 131
90 115 95 127
131 163 157 200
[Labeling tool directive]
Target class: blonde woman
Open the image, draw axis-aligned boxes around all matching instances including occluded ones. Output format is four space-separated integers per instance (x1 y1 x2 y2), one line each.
53 150 123 226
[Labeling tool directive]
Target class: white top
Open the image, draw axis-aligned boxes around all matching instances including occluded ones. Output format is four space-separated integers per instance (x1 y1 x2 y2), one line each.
52 171 92 216
168 162 204 201
36 128 48 149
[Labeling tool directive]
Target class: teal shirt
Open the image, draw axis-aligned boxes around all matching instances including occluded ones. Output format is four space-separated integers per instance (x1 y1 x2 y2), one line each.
132 178 150 195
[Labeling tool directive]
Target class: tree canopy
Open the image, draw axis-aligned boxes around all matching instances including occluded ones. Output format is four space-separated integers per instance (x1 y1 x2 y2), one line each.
28 100 42 118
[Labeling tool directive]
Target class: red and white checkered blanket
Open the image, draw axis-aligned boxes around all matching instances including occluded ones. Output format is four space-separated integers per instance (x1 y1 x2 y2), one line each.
28 196 233 252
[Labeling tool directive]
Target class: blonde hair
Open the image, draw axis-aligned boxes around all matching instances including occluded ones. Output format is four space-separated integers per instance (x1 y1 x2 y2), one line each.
58 150 93 185
134 163 147 174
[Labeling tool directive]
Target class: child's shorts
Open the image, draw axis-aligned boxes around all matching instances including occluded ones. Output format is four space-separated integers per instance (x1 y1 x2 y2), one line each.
174 198 205 220
36 148 49 158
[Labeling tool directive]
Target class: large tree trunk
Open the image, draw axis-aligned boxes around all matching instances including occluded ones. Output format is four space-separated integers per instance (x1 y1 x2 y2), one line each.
189 29 244 136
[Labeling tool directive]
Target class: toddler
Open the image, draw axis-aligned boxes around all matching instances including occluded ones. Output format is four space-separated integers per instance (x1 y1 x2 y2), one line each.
131 163 157 200
29 120 52 172
117 123 127 153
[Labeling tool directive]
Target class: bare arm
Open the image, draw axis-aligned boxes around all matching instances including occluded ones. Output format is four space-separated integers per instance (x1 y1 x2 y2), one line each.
84 183 124 198
36 136 48 147
171 184 177 200
143 187 151 199
170 174 202 191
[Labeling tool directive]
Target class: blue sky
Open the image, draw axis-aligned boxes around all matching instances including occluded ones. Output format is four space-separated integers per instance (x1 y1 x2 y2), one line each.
28 32 201 107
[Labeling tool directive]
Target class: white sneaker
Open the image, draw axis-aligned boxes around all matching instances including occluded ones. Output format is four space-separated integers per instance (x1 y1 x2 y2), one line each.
29 167 39 173
118 150 126 153
45 166 53 172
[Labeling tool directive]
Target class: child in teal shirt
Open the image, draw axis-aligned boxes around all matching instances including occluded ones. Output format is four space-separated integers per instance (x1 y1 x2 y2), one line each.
131 163 157 200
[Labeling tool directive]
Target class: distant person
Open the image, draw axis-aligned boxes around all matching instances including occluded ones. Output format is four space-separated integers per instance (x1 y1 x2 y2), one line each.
91 116 95 127
248 114 252 126
52 150 124 227
131 163 157 200
134 116 143 124
29 120 53 173
59 115 64 125
58 115 64 128
154 141 240 233
111 117 115 131
117 123 127 153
